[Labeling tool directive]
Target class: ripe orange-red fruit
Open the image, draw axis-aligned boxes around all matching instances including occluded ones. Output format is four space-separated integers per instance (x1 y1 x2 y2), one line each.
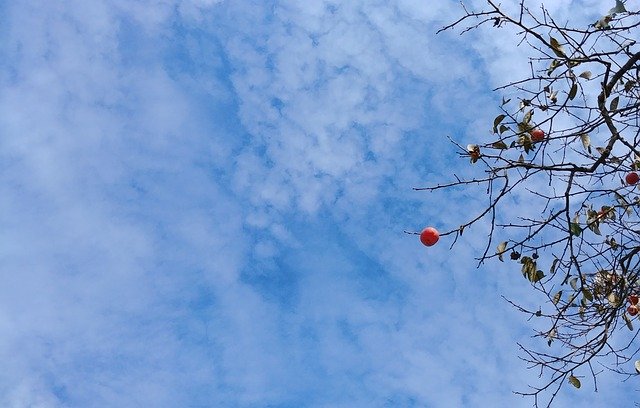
628 305 639 316
626 171 639 185
629 294 639 305
420 227 440 247
530 129 545 142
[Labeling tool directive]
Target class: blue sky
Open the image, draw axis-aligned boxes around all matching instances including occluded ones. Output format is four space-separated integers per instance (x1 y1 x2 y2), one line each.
0 0 637 406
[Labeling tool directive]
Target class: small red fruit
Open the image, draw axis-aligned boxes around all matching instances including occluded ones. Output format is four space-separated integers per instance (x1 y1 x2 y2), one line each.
629 294 639 305
419 227 440 247
628 305 639 316
530 129 545 142
626 171 639 185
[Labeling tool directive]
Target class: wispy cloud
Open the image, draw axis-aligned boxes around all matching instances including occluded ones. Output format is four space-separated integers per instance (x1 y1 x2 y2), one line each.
0 0 636 406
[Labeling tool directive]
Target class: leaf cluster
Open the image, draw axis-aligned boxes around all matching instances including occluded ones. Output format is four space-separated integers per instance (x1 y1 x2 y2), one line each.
424 1 640 406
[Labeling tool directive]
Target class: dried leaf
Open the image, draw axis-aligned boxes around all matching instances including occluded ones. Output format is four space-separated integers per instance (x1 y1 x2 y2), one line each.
578 71 592 80
580 133 591 152
609 0 627 15
587 220 601 236
568 375 581 389
615 192 631 215
547 328 556 346
496 241 508 262
519 99 530 111
521 256 537 280
569 277 579 291
532 270 545 283
547 59 561 76
625 80 636 92
491 140 508 150
570 222 582 236
493 114 506 133
610 96 620 111
596 15 613 29
568 83 578 100
549 36 566 58
467 144 481 163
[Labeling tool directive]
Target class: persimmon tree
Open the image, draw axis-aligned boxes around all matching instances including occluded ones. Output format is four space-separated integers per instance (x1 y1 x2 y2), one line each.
418 0 640 406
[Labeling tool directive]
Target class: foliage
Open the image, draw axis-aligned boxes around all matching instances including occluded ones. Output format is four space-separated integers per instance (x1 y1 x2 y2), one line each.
421 0 640 406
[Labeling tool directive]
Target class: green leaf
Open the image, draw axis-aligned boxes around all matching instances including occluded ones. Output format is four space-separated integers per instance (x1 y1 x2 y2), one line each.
496 241 508 261
570 222 583 236
493 114 506 133
550 258 559 275
552 291 562 305
568 83 578 100
582 289 593 302
568 375 581 389
610 96 619 111
549 36 566 58
522 109 534 125
499 124 509 134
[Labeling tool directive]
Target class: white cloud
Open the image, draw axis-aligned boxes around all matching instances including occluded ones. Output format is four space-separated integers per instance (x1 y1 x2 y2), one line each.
0 0 636 406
